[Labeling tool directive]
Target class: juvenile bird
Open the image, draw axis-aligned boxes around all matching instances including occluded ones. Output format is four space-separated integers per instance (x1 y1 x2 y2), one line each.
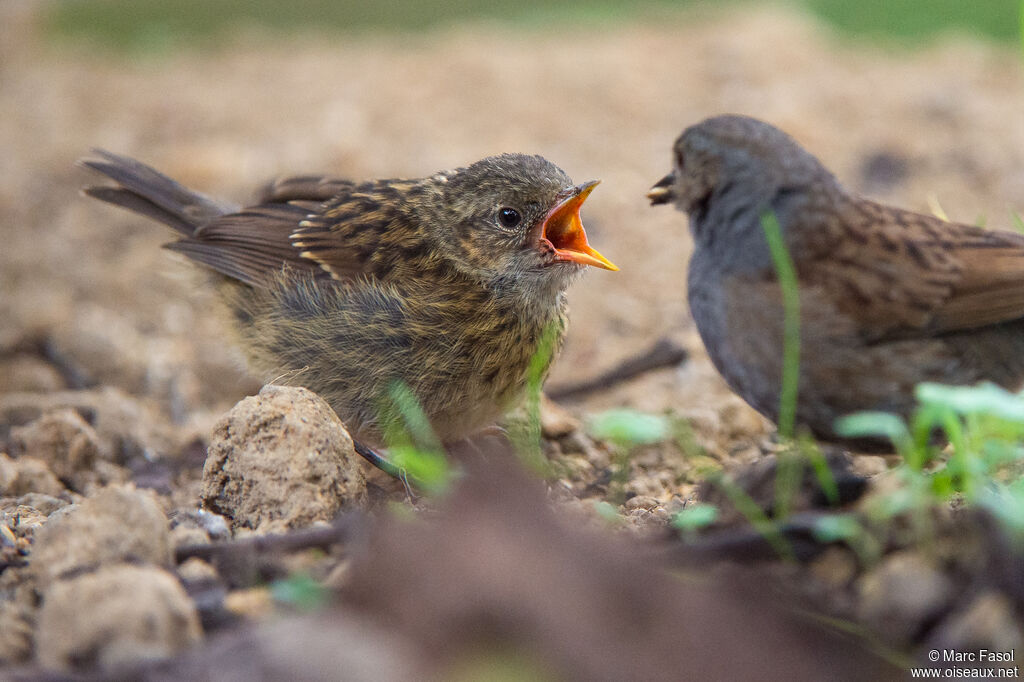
649 114 1024 442
81 151 616 464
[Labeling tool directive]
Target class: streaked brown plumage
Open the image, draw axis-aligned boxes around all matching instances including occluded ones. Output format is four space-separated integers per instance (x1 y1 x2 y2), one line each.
649 114 1024 442
81 151 616 449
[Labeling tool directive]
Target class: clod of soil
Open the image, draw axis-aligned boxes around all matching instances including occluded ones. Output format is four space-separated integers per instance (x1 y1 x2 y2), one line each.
8 408 111 493
927 590 1024 654
0 452 65 498
857 550 956 644
0 570 34 664
31 484 172 589
35 563 201 671
201 385 367 532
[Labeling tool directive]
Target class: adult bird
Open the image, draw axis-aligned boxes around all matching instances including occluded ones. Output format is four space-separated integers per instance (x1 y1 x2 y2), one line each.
649 114 1024 443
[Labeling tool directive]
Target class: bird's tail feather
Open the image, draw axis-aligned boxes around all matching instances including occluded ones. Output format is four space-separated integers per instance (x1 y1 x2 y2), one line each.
78 149 238 236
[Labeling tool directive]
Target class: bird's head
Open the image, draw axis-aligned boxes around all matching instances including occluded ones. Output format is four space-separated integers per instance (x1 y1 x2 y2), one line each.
647 115 836 243
429 154 617 294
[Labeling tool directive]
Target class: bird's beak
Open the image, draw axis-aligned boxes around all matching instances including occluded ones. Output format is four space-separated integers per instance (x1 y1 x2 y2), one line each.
646 172 676 205
540 180 618 271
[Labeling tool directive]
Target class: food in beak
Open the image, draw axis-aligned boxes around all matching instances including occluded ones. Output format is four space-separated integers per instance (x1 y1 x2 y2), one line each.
646 173 676 205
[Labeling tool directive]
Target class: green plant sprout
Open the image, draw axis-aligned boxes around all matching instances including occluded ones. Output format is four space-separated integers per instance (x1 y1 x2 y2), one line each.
836 381 1024 546
271 573 331 611
705 470 796 561
586 408 670 446
381 380 453 495
760 211 801 440
586 408 671 502
1011 211 1024 234
508 320 562 477
671 503 718 534
760 212 844 517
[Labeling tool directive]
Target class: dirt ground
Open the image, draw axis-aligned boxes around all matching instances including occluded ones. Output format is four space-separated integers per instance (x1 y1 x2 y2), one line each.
3 2 1024 678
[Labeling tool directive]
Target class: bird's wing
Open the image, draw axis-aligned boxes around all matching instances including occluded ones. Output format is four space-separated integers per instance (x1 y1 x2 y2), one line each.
166 203 324 287
288 179 427 282
257 175 358 206
171 177 421 287
793 198 1024 340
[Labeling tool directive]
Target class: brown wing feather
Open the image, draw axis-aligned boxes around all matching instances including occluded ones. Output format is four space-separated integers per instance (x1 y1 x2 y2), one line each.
796 197 1024 340
928 238 1024 331
169 204 325 287
257 175 357 204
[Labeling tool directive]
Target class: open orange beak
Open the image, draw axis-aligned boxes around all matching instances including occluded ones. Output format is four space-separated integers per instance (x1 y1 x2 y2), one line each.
540 180 618 271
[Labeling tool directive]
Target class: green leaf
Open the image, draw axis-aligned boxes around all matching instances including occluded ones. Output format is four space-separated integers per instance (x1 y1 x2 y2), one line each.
977 483 1024 536
271 574 330 611
916 382 1024 422
380 380 452 494
389 445 452 493
813 514 863 542
671 503 718 532
586 409 669 446
594 500 623 524
834 411 909 442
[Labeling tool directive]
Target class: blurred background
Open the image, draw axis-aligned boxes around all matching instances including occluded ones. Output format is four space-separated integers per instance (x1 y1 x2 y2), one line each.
2 0 1024 451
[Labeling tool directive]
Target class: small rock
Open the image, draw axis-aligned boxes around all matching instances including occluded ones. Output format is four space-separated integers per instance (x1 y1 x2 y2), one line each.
0 569 34 659
31 484 172 589
177 557 219 583
857 551 955 644
224 587 273 619
540 394 580 439
201 386 367 532
171 524 210 550
809 546 857 589
0 452 65 497
35 564 201 671
8 408 112 492
624 495 661 511
1 492 69 516
0 387 177 468
849 455 890 478
4 504 50 539
928 590 1024 654
170 508 231 542
0 355 65 393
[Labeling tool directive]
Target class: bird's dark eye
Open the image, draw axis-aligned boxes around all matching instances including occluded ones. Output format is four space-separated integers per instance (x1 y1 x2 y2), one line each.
497 207 522 229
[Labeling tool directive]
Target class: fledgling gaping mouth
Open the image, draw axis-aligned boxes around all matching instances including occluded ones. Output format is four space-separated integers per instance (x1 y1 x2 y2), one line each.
539 180 618 271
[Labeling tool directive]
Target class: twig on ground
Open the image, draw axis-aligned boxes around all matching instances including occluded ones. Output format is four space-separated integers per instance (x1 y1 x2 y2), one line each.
546 337 688 401
175 513 363 564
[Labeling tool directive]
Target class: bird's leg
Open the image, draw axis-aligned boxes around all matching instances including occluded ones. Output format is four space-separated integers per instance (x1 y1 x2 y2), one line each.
351 440 416 500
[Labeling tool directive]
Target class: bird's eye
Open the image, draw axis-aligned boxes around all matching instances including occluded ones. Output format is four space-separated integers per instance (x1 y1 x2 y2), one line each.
497 207 522 229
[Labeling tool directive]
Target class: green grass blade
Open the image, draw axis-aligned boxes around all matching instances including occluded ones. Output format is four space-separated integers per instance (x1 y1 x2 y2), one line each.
802 436 840 506
1011 211 1024 233
710 473 795 561
760 211 801 440
380 380 452 494
508 320 561 475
